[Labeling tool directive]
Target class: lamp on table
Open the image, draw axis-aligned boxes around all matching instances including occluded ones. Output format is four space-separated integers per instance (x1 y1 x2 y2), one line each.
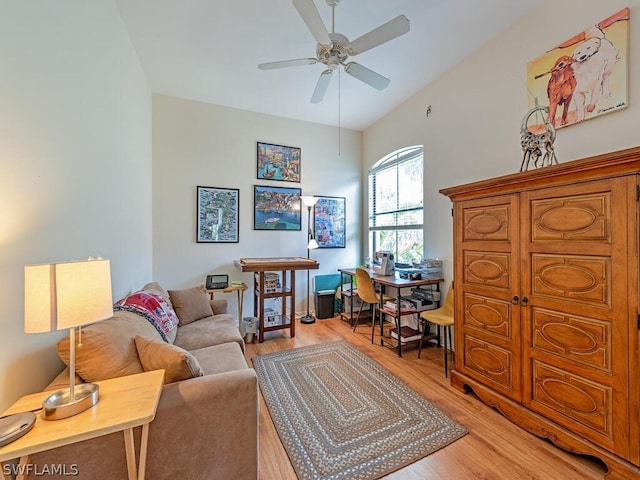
301 196 319 324
24 258 113 420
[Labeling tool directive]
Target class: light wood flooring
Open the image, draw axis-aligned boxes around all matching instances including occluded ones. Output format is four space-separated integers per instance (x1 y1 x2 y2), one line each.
244 315 607 480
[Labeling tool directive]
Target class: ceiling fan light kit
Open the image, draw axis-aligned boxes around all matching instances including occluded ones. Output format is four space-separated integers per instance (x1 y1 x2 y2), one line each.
258 0 410 103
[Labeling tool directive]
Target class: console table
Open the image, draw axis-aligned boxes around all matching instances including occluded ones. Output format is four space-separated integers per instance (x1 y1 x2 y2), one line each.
235 257 319 342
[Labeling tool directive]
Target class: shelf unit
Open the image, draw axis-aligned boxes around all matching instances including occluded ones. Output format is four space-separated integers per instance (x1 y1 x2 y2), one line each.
235 257 319 343
254 270 293 340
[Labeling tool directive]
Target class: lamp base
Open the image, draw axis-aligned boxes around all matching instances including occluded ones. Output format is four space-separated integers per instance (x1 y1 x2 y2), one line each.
300 314 316 324
42 383 99 420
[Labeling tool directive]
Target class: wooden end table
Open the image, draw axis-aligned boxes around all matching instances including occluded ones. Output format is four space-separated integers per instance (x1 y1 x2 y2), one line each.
0 370 164 480
206 282 248 322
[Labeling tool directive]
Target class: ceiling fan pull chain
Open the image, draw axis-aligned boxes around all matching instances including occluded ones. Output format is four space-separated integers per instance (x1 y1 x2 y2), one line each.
338 68 341 156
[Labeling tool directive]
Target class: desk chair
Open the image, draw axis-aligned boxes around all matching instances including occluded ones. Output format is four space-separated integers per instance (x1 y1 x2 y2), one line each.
353 268 393 343
419 283 454 377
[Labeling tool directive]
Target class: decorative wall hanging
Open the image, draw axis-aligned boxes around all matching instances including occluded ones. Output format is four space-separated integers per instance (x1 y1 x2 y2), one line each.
526 7 629 129
314 196 346 248
254 185 302 230
196 186 239 243
257 142 301 182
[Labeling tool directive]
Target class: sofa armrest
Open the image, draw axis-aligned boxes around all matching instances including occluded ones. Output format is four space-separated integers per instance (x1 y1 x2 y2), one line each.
210 298 228 314
147 368 258 479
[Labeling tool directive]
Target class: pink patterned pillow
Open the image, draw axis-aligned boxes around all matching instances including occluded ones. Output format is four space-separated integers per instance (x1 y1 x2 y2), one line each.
114 290 179 342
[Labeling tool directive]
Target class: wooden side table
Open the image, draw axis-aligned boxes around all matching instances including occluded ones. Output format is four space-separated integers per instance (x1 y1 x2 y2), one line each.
206 282 248 322
0 370 164 480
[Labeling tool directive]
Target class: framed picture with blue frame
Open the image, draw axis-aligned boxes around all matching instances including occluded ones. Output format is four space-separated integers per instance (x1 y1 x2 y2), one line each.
314 195 345 248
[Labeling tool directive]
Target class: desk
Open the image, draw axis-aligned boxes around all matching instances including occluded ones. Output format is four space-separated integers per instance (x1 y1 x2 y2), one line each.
0 370 164 480
235 257 319 342
206 282 248 322
338 268 444 357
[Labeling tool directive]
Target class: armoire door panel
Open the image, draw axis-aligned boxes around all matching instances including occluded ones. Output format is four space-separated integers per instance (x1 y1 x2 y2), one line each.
462 204 511 241
463 335 520 400
530 193 610 243
463 292 513 340
530 254 611 309
530 360 613 450
463 251 512 290
531 307 611 373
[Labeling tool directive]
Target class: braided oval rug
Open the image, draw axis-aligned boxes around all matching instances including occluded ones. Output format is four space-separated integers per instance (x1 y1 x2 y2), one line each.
252 341 467 480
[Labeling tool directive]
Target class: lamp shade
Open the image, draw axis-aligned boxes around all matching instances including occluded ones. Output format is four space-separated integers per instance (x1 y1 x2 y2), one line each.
307 238 319 250
301 196 318 207
25 259 113 333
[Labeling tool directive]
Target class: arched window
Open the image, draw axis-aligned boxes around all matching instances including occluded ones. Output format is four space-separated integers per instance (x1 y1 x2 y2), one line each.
368 146 423 264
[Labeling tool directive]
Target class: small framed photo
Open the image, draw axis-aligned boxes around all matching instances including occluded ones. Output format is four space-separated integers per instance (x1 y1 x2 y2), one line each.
257 142 301 182
254 185 301 231
196 186 239 243
314 196 346 248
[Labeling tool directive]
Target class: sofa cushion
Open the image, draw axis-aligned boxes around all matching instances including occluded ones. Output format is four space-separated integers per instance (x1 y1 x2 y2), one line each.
134 336 204 384
168 286 213 326
57 310 162 382
190 342 248 375
174 314 245 353
114 290 179 342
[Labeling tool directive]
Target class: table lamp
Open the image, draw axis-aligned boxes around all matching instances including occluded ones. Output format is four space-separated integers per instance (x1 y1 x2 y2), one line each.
301 196 319 324
24 258 113 420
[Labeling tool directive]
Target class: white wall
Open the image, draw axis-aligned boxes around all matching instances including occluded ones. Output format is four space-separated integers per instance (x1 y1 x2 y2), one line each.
364 0 640 283
152 95 361 318
0 1 152 411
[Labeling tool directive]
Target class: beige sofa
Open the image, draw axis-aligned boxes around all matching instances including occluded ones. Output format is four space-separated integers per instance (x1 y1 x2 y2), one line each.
26 282 258 480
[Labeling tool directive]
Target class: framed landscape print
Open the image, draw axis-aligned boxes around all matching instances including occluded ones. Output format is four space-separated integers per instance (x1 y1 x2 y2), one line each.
314 196 345 248
254 185 301 230
257 142 301 182
196 186 239 243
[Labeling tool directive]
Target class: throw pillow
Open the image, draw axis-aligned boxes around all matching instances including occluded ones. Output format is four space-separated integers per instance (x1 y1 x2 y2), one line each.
134 335 204 384
57 309 161 382
168 286 214 326
114 290 179 342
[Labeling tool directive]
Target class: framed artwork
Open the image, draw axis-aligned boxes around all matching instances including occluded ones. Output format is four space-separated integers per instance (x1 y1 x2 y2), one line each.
254 185 301 230
526 7 629 130
257 142 301 182
196 186 239 243
314 196 346 248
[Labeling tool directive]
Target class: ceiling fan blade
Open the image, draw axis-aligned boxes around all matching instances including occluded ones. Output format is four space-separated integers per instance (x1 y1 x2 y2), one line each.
292 0 331 45
344 62 390 90
310 70 333 103
258 58 318 70
347 15 410 55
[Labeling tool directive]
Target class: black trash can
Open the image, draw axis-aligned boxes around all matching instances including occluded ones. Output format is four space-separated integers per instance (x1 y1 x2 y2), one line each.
315 289 336 319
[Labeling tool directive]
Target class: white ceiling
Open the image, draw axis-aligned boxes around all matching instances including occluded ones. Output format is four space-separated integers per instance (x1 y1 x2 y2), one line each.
115 0 543 131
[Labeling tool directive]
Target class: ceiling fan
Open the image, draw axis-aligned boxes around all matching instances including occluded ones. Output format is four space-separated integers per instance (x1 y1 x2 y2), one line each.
258 0 410 103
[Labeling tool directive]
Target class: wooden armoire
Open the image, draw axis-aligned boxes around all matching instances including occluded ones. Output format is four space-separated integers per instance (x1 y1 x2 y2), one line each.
440 147 640 479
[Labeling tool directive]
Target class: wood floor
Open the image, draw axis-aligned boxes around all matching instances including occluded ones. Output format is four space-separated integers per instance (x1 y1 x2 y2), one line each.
244 315 607 480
